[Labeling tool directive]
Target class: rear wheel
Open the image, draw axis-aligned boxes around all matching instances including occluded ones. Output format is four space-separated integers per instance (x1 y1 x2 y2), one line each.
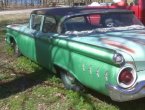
60 71 83 91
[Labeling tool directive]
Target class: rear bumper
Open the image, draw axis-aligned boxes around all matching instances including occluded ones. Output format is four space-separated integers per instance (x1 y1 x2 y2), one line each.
107 81 145 102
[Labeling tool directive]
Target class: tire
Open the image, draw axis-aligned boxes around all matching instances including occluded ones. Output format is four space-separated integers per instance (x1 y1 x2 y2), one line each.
60 71 83 91
11 41 21 57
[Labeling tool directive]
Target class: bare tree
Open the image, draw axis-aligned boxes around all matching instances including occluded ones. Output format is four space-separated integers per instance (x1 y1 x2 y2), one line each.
1 0 114 10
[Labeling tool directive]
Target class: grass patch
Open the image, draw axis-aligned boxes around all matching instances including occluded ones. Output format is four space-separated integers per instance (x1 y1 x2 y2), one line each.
14 56 41 73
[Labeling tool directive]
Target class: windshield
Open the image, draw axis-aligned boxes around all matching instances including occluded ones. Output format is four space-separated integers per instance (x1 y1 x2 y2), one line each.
62 12 144 35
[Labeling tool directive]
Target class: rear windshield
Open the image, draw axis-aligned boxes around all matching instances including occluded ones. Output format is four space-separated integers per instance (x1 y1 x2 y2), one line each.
62 12 144 34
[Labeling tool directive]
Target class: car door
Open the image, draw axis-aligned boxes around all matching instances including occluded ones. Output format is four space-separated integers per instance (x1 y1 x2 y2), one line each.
18 14 43 62
34 15 57 69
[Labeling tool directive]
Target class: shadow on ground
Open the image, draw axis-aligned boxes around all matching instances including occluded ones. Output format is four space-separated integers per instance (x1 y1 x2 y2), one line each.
1 65 145 110
0 68 54 99
87 88 145 110
1 66 145 110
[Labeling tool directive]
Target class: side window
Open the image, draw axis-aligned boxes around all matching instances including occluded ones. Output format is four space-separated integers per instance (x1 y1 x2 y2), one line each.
87 14 101 26
130 0 138 5
63 16 86 32
133 0 138 5
42 16 57 33
31 15 42 31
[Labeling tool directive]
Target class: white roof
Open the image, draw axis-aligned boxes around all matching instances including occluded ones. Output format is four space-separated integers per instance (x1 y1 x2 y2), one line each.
113 0 122 3
88 2 101 6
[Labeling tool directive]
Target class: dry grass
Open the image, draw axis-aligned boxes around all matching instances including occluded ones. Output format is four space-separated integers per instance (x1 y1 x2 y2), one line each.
0 13 29 28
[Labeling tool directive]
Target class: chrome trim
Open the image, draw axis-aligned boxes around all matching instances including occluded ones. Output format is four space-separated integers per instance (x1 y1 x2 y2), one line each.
107 81 145 102
113 53 125 65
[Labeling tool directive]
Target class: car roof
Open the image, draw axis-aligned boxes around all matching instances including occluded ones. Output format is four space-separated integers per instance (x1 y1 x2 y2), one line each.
31 7 133 17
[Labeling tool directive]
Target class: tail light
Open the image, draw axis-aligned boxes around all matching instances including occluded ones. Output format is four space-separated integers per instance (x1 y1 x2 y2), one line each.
119 69 133 84
117 66 137 88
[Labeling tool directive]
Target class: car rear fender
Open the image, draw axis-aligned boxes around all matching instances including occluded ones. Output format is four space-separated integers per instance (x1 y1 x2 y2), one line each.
51 39 121 95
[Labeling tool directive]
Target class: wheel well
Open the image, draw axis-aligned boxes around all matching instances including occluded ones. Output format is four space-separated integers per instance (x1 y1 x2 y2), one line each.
9 37 15 44
54 64 84 91
53 65 65 74
53 64 77 80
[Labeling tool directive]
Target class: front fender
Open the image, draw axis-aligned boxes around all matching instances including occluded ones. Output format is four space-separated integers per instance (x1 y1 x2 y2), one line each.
5 32 16 44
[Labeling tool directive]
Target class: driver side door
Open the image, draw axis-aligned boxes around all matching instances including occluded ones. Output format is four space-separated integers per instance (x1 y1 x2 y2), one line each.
18 14 44 62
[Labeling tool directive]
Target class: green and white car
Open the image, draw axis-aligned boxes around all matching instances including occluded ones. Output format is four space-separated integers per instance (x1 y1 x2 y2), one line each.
6 7 145 102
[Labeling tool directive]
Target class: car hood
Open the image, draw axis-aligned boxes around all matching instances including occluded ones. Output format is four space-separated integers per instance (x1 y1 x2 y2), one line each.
70 29 145 71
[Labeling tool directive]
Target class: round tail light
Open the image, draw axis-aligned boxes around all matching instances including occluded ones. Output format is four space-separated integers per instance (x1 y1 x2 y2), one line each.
119 69 133 85
117 67 136 88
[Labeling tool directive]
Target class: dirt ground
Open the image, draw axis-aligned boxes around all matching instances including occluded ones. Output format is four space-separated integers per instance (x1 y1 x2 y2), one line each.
0 33 10 69
0 32 16 83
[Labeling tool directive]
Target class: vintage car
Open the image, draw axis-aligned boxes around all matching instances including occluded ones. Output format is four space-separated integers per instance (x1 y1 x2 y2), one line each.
5 7 145 102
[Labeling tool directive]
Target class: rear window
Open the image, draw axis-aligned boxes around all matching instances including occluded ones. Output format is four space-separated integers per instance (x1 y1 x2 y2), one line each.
62 12 143 34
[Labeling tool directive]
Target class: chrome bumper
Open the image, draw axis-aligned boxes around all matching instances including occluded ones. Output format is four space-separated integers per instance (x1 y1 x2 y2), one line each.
107 81 145 102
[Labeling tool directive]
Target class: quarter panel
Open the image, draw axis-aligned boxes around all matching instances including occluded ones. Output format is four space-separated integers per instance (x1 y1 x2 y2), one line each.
51 38 120 95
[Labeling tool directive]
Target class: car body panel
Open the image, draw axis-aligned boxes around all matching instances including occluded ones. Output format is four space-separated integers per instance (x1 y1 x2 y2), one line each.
6 25 120 95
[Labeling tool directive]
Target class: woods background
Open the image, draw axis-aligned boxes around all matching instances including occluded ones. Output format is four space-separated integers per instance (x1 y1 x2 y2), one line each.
0 0 113 9
0 0 133 10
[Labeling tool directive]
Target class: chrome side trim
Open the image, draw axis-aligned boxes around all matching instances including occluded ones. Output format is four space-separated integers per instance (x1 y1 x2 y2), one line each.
107 80 145 102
